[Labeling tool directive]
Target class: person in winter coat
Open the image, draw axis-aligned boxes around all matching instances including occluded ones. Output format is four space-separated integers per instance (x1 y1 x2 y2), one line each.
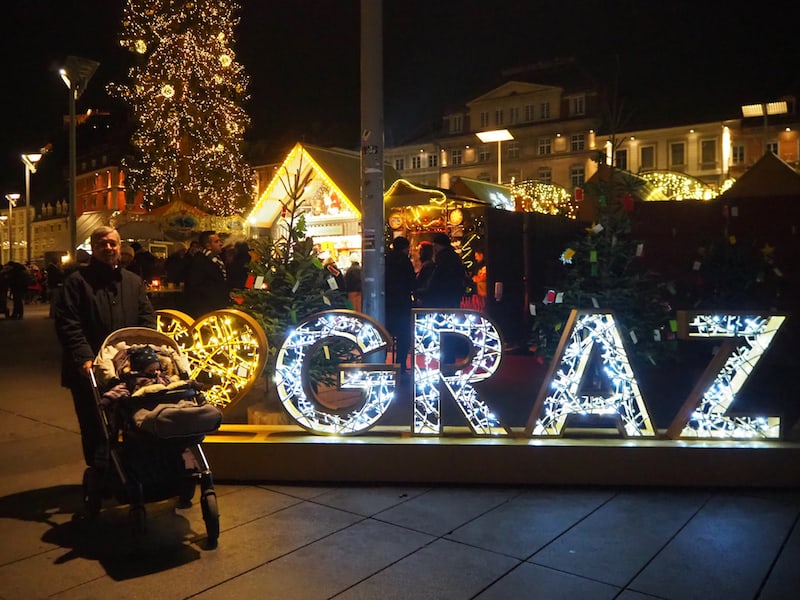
5 261 32 319
55 226 156 466
384 236 416 373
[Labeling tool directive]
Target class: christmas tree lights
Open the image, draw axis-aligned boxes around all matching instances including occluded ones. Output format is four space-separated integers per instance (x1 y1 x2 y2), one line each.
111 0 254 215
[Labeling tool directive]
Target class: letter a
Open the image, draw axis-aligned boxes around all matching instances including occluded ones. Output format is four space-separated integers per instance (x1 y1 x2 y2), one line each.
526 310 655 437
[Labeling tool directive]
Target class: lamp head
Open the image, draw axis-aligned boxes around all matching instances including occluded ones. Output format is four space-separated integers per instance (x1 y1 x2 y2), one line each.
22 153 43 173
5 193 21 207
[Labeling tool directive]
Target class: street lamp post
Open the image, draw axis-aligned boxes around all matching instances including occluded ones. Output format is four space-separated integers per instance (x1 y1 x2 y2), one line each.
741 100 789 155
22 153 43 264
0 215 7 263
476 129 514 184
59 55 99 260
4 194 21 262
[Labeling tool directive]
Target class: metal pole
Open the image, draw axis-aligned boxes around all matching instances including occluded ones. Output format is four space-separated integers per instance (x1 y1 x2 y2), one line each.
8 200 13 262
68 85 77 259
497 140 502 184
360 0 385 327
24 165 31 264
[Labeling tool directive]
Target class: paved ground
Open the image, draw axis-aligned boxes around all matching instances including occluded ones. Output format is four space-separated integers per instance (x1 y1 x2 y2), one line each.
1 302 799 599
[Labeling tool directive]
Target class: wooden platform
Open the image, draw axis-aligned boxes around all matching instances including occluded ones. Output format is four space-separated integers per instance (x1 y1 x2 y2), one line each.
201 425 800 488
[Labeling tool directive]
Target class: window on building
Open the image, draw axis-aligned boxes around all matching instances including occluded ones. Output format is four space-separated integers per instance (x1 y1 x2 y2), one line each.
479 111 489 128
570 134 585 152
477 172 491 182
494 109 504 126
540 102 550 120
731 144 745 165
701 139 717 168
509 107 519 124
670 142 685 167
568 95 585 116
411 155 421 169
538 167 552 184
615 149 628 170
570 166 585 188
428 154 438 168
640 145 655 170
395 158 405 171
524 104 534 122
507 141 520 159
478 146 491 162
538 137 552 156
449 114 463 133
451 149 462 165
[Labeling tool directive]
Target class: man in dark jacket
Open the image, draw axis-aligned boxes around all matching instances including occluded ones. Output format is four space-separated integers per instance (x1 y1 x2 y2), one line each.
182 230 230 317
423 233 466 309
55 226 156 465
384 236 415 373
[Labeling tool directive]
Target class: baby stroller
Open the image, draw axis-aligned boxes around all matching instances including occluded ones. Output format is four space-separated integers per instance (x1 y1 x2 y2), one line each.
84 327 223 547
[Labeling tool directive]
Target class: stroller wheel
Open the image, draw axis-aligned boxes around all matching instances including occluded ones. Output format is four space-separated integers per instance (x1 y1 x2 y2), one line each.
130 505 147 535
82 467 102 517
200 491 219 548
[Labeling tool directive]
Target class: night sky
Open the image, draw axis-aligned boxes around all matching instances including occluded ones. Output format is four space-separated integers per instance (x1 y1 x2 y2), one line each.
2 0 799 201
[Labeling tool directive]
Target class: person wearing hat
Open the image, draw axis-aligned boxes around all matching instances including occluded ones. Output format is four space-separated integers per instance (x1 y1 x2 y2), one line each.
384 236 415 373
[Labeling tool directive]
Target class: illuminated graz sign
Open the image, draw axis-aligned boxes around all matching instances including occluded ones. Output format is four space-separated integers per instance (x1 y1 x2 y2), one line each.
271 309 787 440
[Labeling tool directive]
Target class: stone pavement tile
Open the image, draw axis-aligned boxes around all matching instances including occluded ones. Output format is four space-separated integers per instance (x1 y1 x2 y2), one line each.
48 500 363 599
447 487 615 559
373 486 520 537
336 537 520 600
260 483 338 500
759 511 800 599
629 491 800 600
475 561 621 599
310 484 430 516
194 517 433 599
0 481 83 566
531 489 709 587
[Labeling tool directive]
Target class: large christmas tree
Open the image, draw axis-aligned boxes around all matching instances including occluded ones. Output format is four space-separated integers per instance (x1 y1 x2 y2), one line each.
111 0 253 215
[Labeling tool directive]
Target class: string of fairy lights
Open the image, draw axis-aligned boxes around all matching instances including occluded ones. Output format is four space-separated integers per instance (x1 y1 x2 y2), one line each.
111 0 253 215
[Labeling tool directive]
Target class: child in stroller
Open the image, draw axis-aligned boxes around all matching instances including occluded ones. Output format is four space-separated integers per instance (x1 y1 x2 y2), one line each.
85 327 222 547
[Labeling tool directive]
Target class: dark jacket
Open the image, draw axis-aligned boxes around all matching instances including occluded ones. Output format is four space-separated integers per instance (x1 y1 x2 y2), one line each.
55 257 156 386
183 251 230 317
422 246 466 308
385 248 415 315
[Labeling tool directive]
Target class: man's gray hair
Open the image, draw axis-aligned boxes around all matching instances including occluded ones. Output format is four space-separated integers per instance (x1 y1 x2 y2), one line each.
90 226 119 245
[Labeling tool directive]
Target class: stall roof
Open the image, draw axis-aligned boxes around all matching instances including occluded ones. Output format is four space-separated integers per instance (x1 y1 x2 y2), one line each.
384 179 491 209
718 151 800 201
450 177 513 210
248 143 401 228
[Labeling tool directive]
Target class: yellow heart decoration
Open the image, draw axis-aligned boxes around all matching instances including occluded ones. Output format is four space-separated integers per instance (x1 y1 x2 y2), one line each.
156 309 268 413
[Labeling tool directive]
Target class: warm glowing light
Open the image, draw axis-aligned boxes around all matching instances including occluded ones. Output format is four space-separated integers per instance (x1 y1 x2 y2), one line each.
160 84 175 98
134 39 147 54
475 129 513 143
156 309 267 412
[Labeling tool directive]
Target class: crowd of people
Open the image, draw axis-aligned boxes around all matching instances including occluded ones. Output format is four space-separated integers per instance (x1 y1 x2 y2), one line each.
384 233 485 372
0 259 57 320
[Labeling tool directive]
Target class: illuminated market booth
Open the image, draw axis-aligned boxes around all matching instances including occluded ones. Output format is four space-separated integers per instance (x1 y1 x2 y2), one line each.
247 142 400 270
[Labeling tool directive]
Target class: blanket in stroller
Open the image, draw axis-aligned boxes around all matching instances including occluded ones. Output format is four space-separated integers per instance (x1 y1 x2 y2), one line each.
95 340 222 439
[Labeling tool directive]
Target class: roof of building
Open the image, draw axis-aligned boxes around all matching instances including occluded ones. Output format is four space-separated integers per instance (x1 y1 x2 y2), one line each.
718 151 800 201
